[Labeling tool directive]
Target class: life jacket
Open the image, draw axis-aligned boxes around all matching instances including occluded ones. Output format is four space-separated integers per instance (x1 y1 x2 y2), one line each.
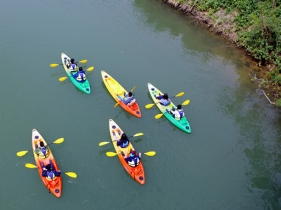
127 98 136 106
127 155 140 167
120 140 129 148
37 147 50 159
69 63 77 70
76 72 86 82
160 98 170 106
45 171 57 181
174 109 185 120
124 96 135 105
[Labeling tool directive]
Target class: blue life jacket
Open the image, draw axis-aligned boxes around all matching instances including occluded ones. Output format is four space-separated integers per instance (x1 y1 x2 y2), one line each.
160 98 170 106
123 96 135 105
178 109 184 118
47 171 55 180
126 155 140 167
41 147 47 156
78 72 86 81
121 140 129 148
70 63 77 69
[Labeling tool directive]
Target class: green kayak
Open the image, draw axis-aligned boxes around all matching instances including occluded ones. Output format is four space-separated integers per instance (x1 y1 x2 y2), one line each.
147 83 191 133
61 53 91 94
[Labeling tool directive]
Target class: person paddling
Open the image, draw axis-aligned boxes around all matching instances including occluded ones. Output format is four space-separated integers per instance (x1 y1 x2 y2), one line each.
42 161 61 181
123 149 141 167
155 93 171 106
167 104 185 120
73 67 86 82
35 141 49 159
116 133 130 148
66 58 77 71
117 91 136 105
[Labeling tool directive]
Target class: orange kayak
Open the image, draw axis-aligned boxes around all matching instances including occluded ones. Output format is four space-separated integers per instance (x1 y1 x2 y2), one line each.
109 119 145 184
101 70 141 118
32 129 62 198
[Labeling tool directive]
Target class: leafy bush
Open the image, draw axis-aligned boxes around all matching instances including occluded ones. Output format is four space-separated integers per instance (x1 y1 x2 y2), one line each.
275 98 281 107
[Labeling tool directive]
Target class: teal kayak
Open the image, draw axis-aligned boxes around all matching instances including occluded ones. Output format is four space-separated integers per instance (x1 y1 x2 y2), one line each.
61 53 91 94
147 83 191 133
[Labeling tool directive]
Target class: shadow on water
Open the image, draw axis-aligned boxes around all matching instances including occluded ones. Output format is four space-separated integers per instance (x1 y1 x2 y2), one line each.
132 138 143 144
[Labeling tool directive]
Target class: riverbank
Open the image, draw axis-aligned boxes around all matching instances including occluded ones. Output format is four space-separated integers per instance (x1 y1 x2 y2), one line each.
162 0 281 107
163 0 238 43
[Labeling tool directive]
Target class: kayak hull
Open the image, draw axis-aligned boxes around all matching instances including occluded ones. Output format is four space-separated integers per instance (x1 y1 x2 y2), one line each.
147 83 191 133
101 70 141 118
32 129 62 198
109 119 145 184
61 53 91 94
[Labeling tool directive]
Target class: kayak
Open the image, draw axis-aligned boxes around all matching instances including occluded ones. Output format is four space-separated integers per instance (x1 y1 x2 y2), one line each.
32 129 62 198
101 70 141 118
147 83 191 133
61 53 91 94
109 119 145 184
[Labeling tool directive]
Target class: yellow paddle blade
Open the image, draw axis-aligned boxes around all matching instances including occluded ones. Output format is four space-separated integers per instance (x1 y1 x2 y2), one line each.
86 66 94 72
133 133 144 137
59 77 68 82
144 151 156 156
99 142 110 146
79 59 87 64
155 113 164 119
106 152 118 157
16 150 29 157
53 138 64 144
131 86 136 92
25 163 37 168
145 104 155 109
182 100 190 106
50 64 59 67
175 92 184 97
114 102 119 108
65 172 77 178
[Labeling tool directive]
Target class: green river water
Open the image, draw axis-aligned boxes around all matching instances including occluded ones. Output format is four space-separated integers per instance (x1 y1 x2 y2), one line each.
0 0 281 209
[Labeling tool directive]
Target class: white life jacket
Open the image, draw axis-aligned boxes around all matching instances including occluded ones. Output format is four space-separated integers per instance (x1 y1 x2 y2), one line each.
128 157 140 167
171 109 185 120
127 98 136 106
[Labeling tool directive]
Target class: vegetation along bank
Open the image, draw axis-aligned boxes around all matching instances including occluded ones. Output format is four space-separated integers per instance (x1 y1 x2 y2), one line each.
163 0 281 106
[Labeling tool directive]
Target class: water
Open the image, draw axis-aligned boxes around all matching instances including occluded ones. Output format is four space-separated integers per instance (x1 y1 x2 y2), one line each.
1 0 281 209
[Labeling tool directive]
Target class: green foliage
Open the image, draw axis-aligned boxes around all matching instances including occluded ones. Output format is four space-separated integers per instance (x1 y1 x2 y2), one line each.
275 75 281 85
275 98 281 107
193 0 281 96
179 0 187 4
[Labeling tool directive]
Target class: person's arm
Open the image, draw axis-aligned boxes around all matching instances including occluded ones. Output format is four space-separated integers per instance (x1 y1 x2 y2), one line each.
170 109 176 114
117 95 123 101
54 170 61 176
156 95 163 100
42 168 47 177
116 139 121 146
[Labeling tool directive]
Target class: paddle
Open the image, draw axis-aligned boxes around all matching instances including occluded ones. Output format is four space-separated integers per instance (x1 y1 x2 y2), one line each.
16 138 64 157
114 86 136 108
106 151 156 157
145 92 185 109
25 163 77 178
98 132 144 146
59 66 94 82
155 100 190 119
50 60 88 68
